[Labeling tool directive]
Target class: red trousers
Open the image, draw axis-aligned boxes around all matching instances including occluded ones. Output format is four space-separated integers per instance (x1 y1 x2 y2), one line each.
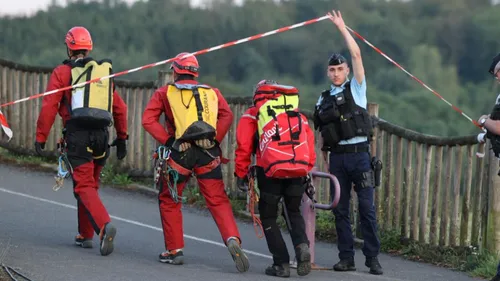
159 146 241 251
74 162 109 238
66 124 111 238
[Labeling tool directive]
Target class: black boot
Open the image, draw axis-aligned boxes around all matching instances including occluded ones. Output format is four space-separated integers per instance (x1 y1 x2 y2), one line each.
265 263 290 278
333 257 356 271
295 243 311 276
365 256 383 275
490 275 500 281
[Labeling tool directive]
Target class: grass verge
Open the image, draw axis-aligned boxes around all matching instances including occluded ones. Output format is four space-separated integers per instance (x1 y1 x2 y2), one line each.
378 229 498 279
0 146 497 279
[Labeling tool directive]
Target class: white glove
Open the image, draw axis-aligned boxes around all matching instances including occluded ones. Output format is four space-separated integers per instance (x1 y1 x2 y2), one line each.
477 133 487 144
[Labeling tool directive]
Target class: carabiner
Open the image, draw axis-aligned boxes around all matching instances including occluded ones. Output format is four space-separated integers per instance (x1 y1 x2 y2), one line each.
57 156 70 178
157 145 171 160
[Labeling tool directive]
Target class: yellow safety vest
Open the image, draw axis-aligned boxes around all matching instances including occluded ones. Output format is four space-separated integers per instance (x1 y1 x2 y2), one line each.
68 57 113 128
166 83 218 141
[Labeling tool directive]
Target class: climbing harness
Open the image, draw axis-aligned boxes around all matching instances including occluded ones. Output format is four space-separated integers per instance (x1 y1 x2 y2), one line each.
247 165 264 239
152 145 184 204
53 137 73 192
153 145 170 184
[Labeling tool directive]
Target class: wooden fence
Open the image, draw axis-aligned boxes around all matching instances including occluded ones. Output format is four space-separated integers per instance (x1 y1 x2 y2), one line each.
1 58 500 253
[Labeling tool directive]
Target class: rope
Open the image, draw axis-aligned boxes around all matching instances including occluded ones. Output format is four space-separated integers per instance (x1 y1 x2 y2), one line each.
53 138 72 192
154 145 185 204
1 263 35 281
3 264 18 281
247 168 264 239
164 165 184 204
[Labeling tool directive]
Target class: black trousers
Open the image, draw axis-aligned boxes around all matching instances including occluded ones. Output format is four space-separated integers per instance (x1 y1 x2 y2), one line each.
256 166 309 265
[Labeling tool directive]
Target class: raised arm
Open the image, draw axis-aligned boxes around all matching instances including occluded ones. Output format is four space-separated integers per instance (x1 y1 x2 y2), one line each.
328 10 365 84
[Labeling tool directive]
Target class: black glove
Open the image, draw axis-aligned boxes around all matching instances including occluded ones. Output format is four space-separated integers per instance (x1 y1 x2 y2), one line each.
165 137 175 147
236 176 249 192
34 141 45 156
110 138 127 160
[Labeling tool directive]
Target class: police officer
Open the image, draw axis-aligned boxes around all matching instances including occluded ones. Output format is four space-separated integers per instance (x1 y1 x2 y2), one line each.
313 10 383 275
476 52 500 281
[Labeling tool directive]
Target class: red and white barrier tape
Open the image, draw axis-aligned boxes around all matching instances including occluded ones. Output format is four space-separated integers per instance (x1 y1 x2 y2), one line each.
345 26 487 158
345 26 483 130
0 15 329 109
0 13 485 145
0 15 330 141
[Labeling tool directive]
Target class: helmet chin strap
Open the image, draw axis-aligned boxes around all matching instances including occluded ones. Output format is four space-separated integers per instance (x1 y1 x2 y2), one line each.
66 46 72 59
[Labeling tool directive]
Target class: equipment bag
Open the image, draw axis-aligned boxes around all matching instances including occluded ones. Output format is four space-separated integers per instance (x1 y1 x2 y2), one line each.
253 83 312 178
166 83 219 142
68 57 113 128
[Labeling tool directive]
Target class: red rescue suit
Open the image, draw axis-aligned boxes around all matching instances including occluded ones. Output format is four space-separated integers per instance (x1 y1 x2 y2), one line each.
35 61 128 239
141 78 240 251
234 106 317 179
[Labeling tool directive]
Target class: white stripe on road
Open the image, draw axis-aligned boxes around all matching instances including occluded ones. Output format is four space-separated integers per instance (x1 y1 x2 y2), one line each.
0 187 271 258
0 187 406 281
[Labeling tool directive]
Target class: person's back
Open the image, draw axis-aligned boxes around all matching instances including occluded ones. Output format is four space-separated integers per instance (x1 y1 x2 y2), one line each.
141 52 249 273
34 26 128 256
235 79 316 277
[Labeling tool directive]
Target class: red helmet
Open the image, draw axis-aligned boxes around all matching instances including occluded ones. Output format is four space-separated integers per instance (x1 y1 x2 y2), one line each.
254 79 277 92
170 52 199 77
65 26 93 51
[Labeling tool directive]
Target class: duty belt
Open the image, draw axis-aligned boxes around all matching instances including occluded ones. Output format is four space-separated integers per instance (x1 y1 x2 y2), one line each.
330 143 370 154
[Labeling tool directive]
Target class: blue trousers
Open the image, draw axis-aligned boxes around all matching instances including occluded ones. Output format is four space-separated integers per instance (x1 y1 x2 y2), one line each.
329 150 381 260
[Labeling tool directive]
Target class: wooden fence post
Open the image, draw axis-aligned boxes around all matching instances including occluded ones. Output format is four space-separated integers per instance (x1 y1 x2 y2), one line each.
364 103 379 238
368 103 379 155
486 146 500 254
157 70 173 87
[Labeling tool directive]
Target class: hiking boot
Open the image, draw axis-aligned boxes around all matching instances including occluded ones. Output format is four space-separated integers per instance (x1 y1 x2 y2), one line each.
295 243 311 276
227 237 250 273
491 275 500 281
159 250 184 265
365 256 383 275
74 234 93 248
333 257 356 271
99 222 117 256
265 263 290 278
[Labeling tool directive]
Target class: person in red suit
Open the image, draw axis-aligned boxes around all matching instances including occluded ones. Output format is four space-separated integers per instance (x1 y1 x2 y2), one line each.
35 26 128 256
141 52 249 273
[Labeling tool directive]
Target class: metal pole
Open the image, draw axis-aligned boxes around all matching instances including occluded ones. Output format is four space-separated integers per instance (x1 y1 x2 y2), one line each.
292 168 341 270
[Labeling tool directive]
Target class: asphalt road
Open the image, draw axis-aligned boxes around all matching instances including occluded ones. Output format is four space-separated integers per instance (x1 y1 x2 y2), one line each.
0 164 483 281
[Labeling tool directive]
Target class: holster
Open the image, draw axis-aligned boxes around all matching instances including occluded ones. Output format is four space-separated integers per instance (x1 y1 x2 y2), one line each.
371 156 383 187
